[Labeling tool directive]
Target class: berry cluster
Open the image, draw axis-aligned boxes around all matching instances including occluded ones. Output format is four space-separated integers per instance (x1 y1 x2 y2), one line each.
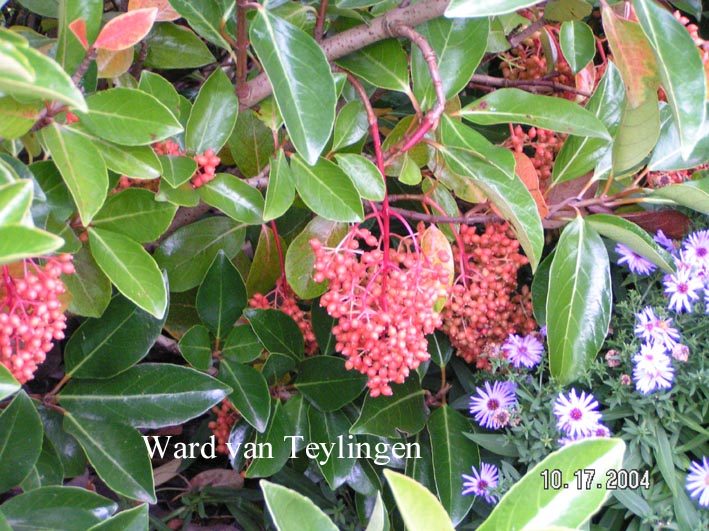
647 167 705 189
208 398 240 455
506 125 564 183
311 227 450 397
673 10 709 69
440 223 536 369
0 255 74 383
151 140 221 188
249 279 318 355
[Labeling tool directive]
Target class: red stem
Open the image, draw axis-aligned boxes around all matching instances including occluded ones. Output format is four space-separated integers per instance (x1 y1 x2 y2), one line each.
269 221 288 291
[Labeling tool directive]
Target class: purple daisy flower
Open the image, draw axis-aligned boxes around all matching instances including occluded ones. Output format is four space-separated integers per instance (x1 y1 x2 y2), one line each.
633 307 680 351
682 230 709 268
469 381 517 430
654 230 678 254
632 346 674 394
553 389 603 439
501 333 544 368
462 462 499 503
686 457 709 508
616 244 657 275
558 422 611 446
664 264 703 313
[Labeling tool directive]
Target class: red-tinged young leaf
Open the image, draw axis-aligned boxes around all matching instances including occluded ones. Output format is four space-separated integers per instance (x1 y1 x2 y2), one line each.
620 210 690 240
128 0 180 21
512 151 549 218
94 8 158 51
68 18 89 50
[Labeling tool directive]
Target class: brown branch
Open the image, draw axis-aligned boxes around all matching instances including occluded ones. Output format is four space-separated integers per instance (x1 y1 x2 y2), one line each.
235 0 250 98
314 0 329 43
239 0 450 109
508 16 545 49
71 48 97 86
470 74 592 97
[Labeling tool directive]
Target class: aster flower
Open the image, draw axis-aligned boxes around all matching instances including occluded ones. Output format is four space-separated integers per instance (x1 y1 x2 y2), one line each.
462 462 499 503
553 389 603 439
633 347 674 394
682 230 709 268
664 265 703 313
469 381 517 430
686 457 709 508
501 333 544 368
558 422 611 446
654 230 678 254
633 307 680 351
616 244 657 275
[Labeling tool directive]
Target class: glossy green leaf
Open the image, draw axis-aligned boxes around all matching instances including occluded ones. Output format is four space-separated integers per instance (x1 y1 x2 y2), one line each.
62 243 112 318
0 391 43 492
63 413 155 503
283 393 309 454
158 154 198 188
585 214 674 272
93 188 177 243
296 356 367 411
64 294 165 379
650 177 709 214
531 251 554 327
0 486 116 531
30 160 75 222
311 304 336 355
441 146 543 271
263 150 295 221
412 17 489 109
383 469 455 531
37 406 86 479
0 180 31 224
186 68 238 153
445 0 543 17
246 225 281 297
559 21 595 74
154 216 246 292
364 492 389 531
41 123 107 225
145 22 215 69
477 438 625 530
196 250 247 338
459 89 610 139
632 0 706 157
86 504 148 531
649 102 709 171
0 96 40 140
59 363 229 428
285 216 348 299
178 324 212 370
222 324 264 363
399 153 422 185
91 139 163 180
334 153 386 201
337 39 409 93
138 71 179 113
219 359 271 433
544 0 593 21
308 408 356 489
244 308 304 361
76 88 183 147
552 62 624 185
350 378 427 438
89 228 167 318
228 109 274 178
244 401 292 477
168 0 231 49
0 224 63 265
19 435 64 490
198 173 264 225
291 154 363 222
612 95 660 174
546 217 611 384
260 480 338 531
262 352 296 385
56 0 101 73
332 100 369 151
250 9 336 165
0 362 20 401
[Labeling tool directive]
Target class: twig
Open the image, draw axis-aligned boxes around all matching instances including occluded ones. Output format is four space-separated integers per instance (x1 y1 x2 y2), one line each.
470 74 592 97
508 16 545 49
314 0 329 42
235 0 250 98
156 334 180 354
130 40 148 79
71 48 97 86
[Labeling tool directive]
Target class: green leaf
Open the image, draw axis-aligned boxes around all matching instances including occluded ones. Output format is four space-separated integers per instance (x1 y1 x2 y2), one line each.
336 39 409 93
552 61 624 185
250 9 336 165
0 96 41 140
383 470 455 531
244 308 304 361
31 160 75 222
89 228 167 318
440 146 543 271
63 413 155 503
196 250 247 338
428 406 479 526
332 100 369 152
399 153 422 185
219 359 271 433
531 251 554 327
544 0 593 21
222 324 264 363
365 492 389 531
649 102 709 171
41 123 107 225
168 0 231 50
458 89 610 139
262 353 296 385
19 435 64 490
0 362 20 401
650 177 709 214
445 0 543 17
260 480 338 531
477 439 625 530
92 188 177 243
612 95 660 174
37 407 86 479
186 68 239 154
154 216 246 292
138 71 179 113
90 139 163 180
62 243 112 318
585 214 674 272
559 21 595 74
350 378 427 438
412 17 489 110
228 109 274 178
546 217 611 384
158 155 198 188
63 293 166 379
58 363 230 428
0 391 43 492
0 486 116 531
244 401 292 477
632 0 706 158
308 408 356 489
145 22 215 69
0 224 63 265
296 356 367 412
246 225 282 297
86 504 148 531
178 324 212 370
291 154 363 222
56 0 102 74
334 153 386 201
198 173 264 225
263 150 295 222
76 88 183 147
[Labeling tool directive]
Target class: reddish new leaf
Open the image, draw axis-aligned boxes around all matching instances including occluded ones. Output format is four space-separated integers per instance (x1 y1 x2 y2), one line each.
68 18 89 50
93 8 158 51
128 0 180 22
513 151 550 219
620 210 691 240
